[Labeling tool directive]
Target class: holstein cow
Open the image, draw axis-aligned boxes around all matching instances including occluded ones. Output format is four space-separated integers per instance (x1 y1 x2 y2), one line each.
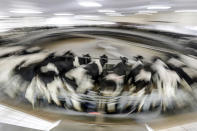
99 57 128 113
122 55 153 113
151 57 181 111
64 55 108 112
14 51 79 107
166 54 197 87
0 47 48 100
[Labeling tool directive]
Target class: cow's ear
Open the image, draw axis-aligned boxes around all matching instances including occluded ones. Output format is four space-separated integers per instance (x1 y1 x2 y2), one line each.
64 50 71 55
86 54 90 57
83 54 91 58
120 57 128 63
46 52 55 59
151 56 161 62
63 50 75 56
100 54 106 59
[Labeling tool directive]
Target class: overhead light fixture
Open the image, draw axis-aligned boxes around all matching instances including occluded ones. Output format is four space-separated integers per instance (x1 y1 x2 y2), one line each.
135 13 152 15
0 15 9 18
147 5 171 10
78 1 102 7
98 9 116 13
10 9 43 14
138 10 158 14
74 15 100 20
105 12 124 16
175 10 197 13
46 16 75 26
54 13 74 16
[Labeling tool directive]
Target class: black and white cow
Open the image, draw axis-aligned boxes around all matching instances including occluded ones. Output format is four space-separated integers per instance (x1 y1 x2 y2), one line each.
119 56 154 113
0 47 48 99
150 57 181 111
65 54 108 93
12 51 79 106
126 55 153 92
98 57 128 113
63 54 108 112
99 57 128 96
78 54 92 65
166 54 197 87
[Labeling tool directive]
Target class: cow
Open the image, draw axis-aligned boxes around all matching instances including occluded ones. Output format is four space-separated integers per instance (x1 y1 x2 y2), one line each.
120 55 154 113
63 55 108 112
98 57 128 113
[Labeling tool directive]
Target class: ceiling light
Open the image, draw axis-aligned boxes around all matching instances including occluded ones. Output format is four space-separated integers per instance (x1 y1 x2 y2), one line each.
0 15 9 18
175 10 197 13
105 12 124 16
138 10 158 14
147 5 171 10
54 13 74 16
135 13 152 15
10 9 43 14
74 15 100 20
46 17 75 26
78 1 102 7
98 9 116 13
